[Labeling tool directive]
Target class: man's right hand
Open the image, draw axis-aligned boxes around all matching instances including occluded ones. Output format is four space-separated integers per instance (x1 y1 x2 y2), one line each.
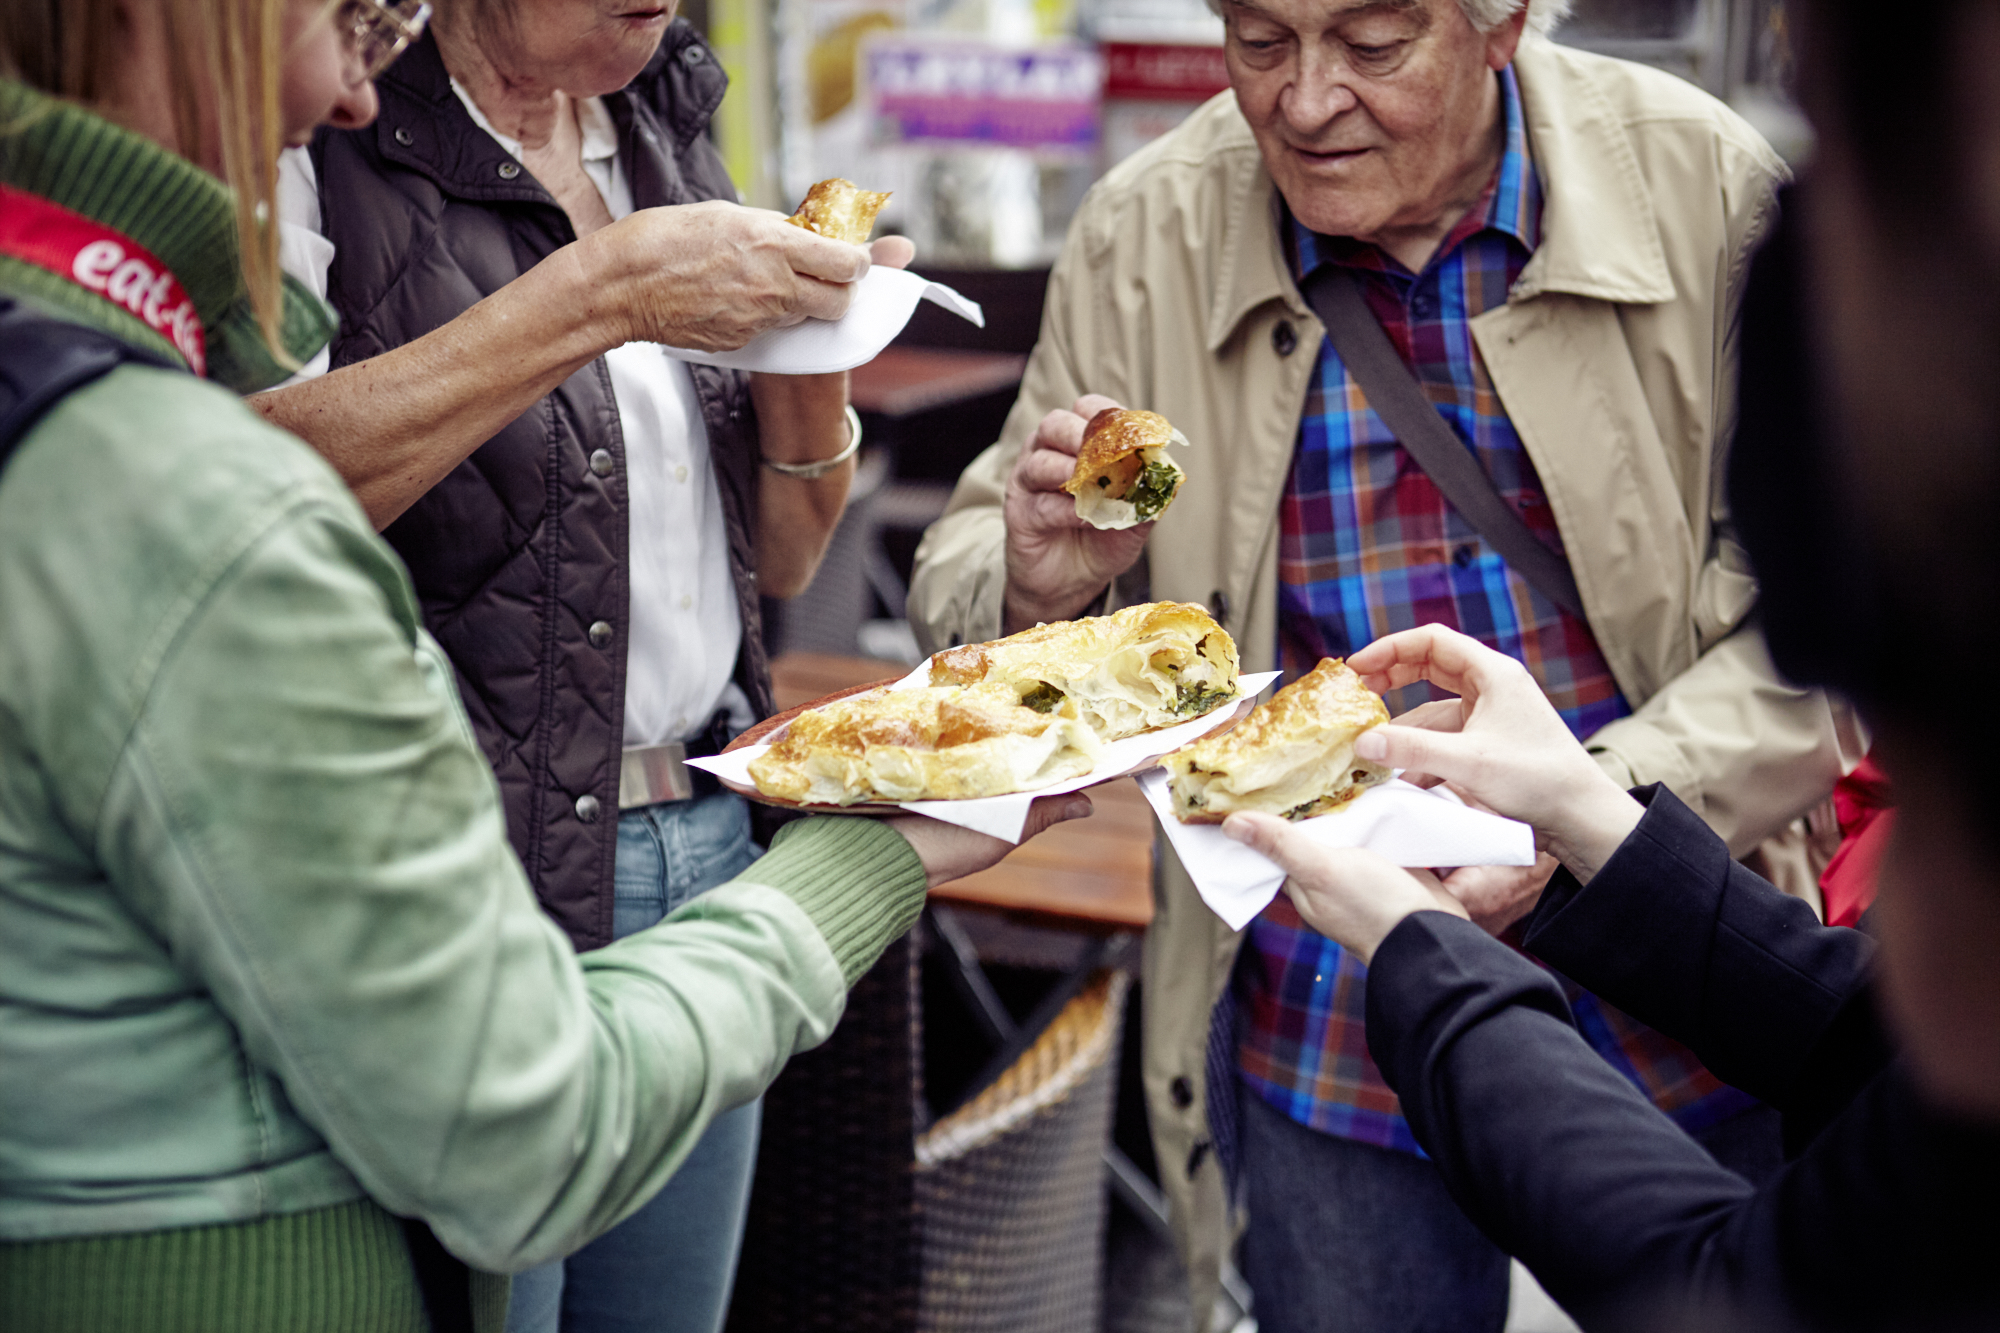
1001 394 1155 633
579 200 873 352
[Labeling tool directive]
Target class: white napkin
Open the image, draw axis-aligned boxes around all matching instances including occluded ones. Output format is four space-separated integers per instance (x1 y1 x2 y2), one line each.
662 267 984 376
1136 770 1537 931
687 669 1284 844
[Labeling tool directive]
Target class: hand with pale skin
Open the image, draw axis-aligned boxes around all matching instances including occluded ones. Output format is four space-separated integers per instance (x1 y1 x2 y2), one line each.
889 793 1093 890
1001 394 1157 635
1223 820 1468 966
1344 625 1646 885
1222 625 1647 959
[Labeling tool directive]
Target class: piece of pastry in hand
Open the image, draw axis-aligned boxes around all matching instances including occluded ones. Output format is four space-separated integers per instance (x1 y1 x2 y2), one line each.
787 178 892 244
929 600 1239 742
747 682 1101 805
1163 657 1391 823
1061 408 1189 530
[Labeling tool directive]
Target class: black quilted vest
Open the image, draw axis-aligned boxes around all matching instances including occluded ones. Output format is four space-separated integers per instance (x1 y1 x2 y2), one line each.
311 25 773 950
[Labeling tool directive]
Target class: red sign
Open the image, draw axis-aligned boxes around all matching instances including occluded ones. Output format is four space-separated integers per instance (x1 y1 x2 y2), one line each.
1102 41 1229 102
0 182 207 376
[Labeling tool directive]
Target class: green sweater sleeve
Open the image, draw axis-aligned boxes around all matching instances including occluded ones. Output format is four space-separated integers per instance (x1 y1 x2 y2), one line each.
749 816 928 985
91 495 921 1273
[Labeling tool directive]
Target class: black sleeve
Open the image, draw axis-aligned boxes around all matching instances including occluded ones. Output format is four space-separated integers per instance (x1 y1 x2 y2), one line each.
1366 913 1756 1328
1521 785 1891 1146
1367 914 2000 1332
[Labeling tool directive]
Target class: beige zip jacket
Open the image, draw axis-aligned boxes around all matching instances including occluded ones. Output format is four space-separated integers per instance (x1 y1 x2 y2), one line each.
909 40 1863 1319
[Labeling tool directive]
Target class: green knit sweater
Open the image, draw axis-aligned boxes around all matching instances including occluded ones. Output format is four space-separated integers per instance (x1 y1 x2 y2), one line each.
0 81 931 1332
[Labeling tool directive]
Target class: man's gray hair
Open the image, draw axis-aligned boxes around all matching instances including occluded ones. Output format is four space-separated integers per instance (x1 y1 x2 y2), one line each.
1201 0 1574 38
1460 0 1572 37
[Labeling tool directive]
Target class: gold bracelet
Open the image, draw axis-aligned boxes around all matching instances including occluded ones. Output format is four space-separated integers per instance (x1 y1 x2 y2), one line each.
761 404 862 480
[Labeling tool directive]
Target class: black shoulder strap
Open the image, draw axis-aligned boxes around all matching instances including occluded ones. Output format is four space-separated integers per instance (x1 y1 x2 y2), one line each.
1299 267 1588 623
0 298 176 477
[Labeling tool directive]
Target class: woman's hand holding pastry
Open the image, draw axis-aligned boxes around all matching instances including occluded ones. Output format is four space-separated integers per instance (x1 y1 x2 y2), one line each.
889 794 1094 890
1222 818 1466 965
1002 394 1155 634
1344 626 1643 884
577 200 874 352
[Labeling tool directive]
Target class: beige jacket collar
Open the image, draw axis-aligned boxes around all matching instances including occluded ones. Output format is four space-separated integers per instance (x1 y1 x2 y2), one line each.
1205 37 1674 354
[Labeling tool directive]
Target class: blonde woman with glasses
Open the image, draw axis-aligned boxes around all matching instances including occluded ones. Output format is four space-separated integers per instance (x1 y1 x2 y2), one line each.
0 4 1076 1330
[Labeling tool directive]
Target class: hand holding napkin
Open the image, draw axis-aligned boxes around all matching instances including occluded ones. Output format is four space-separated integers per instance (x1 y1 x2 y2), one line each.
1137 770 1535 930
663 267 984 375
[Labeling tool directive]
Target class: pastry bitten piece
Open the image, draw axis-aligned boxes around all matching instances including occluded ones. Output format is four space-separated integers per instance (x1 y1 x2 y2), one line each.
929 601 1239 742
747 682 1100 805
787 177 891 244
1061 408 1188 530
1164 658 1391 823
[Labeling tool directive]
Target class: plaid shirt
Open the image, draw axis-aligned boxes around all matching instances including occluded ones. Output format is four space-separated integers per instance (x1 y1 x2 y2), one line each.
1237 66 1753 1154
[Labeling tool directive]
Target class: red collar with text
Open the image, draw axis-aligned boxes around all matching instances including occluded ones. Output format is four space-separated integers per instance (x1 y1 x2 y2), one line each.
0 182 207 376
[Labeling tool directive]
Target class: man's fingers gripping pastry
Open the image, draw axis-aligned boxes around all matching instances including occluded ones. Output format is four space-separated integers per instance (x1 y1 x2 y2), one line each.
1165 658 1391 823
787 177 892 244
748 682 1100 805
1061 408 1189 530
929 601 1239 742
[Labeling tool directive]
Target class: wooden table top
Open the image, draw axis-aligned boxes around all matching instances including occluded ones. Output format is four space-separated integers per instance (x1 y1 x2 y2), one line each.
848 347 1029 420
767 652 1155 932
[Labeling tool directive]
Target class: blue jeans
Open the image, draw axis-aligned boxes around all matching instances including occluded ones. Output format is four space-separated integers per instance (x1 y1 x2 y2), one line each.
508 792 762 1333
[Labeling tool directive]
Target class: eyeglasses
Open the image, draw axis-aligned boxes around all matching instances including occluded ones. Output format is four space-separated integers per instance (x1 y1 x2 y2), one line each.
340 0 432 80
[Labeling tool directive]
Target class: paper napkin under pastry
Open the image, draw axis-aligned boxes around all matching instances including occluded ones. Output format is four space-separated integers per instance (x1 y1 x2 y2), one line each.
1136 770 1537 930
687 669 1284 843
663 267 984 376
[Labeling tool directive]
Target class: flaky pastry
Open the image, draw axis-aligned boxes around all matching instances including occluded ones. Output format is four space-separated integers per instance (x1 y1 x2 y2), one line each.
787 178 891 244
929 601 1239 742
747 682 1100 805
1061 408 1188 531
1164 658 1390 823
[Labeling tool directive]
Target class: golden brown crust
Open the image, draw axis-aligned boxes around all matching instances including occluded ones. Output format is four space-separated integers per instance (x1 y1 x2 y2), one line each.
746 682 1099 804
1062 408 1175 497
1164 658 1390 821
927 601 1240 741
787 178 891 244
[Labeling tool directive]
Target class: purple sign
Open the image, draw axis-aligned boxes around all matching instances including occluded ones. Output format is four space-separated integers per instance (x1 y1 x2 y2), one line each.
866 38 1103 150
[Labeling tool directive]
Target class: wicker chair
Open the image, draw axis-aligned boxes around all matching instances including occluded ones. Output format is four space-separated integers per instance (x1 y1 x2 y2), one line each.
726 937 1129 1333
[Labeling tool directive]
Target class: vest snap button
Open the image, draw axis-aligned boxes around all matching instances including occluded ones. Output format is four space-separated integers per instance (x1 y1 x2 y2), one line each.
681 44 706 64
1170 1075 1194 1109
589 448 615 477
588 620 614 648
1208 589 1231 624
393 127 414 146
497 161 521 180
1271 320 1298 357
575 794 601 823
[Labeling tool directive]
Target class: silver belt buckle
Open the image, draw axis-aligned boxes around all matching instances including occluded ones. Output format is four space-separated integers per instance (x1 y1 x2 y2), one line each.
619 742 696 809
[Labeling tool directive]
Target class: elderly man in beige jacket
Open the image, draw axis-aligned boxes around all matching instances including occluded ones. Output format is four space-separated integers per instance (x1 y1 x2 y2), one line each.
909 0 1862 1328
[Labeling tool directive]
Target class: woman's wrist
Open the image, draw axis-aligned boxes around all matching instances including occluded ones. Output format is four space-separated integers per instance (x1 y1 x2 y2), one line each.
1545 779 1646 885
749 370 855 474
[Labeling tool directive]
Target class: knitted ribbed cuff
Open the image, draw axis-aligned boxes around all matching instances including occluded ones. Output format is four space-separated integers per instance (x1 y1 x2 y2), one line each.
755 816 928 984
0 1199 428 1333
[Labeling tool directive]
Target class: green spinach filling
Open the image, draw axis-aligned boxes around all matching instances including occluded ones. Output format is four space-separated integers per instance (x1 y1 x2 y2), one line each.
1126 458 1182 521
1172 681 1235 717
1021 682 1066 714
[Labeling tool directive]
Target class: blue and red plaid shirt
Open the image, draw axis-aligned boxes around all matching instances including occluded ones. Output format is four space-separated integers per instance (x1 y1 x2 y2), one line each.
1237 66 1753 1155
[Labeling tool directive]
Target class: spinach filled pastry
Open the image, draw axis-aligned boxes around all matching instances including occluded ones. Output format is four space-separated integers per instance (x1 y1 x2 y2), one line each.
928 601 1239 742
1164 657 1391 822
747 682 1100 805
787 177 891 244
1061 408 1188 530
